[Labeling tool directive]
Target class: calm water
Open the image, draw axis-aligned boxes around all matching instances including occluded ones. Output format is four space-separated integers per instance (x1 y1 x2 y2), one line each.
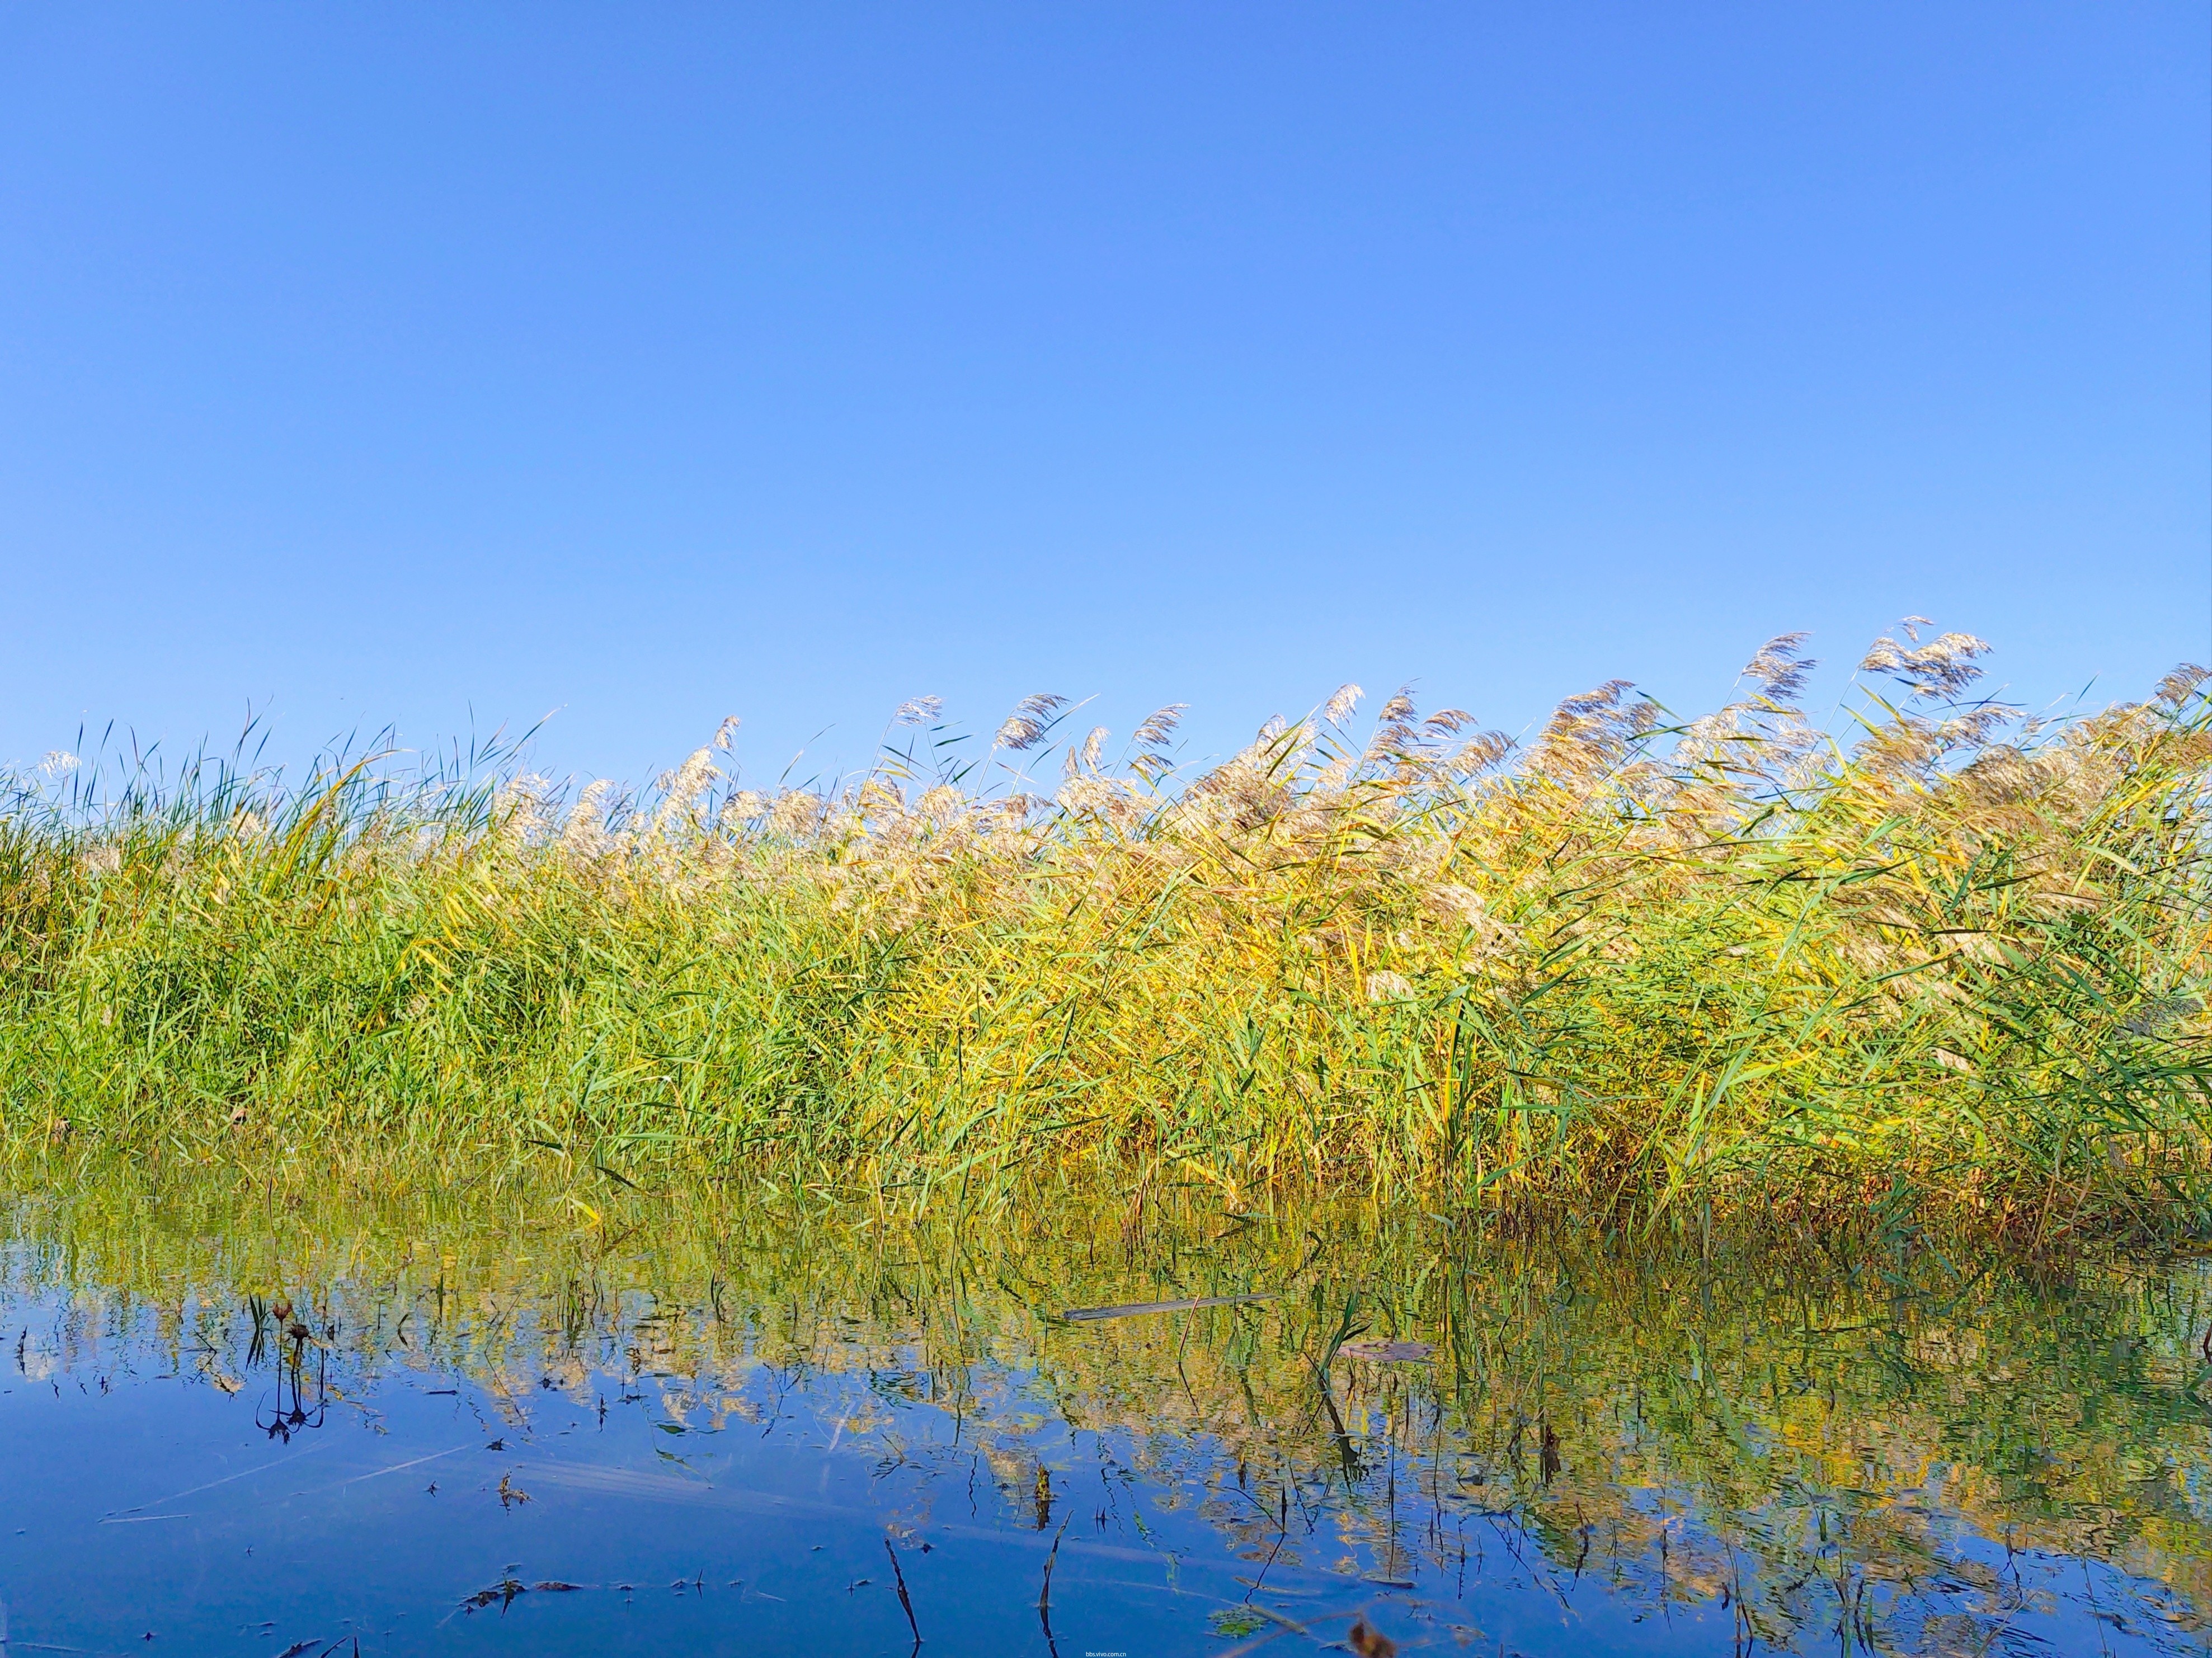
2 1175 2209 1656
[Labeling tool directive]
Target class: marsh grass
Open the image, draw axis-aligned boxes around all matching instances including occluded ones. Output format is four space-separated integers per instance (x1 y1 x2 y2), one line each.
3 627 2209 1241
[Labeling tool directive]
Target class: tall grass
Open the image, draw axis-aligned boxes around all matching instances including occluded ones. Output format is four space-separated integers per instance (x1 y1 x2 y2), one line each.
3 626 2208 1239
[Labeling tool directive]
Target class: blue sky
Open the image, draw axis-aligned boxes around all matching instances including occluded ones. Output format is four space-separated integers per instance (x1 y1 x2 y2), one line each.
2 3 2205 791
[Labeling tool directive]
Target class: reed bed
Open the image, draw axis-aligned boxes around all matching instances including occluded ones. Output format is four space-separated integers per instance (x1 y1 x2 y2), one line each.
3 625 2208 1240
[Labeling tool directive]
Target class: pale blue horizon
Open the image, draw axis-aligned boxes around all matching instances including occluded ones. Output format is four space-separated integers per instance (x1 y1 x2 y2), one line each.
3 3 2206 792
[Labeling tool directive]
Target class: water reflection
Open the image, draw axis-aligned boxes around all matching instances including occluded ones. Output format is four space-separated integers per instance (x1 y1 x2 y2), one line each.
2 1172 2208 1655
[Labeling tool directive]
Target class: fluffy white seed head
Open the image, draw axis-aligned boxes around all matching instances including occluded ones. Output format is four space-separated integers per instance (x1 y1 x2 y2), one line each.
1132 704 1187 748
561 779 615 857
1741 633 1817 704
2153 665 2209 711
1065 725 1108 778
914 784 965 825
654 748 721 835
1860 628 1990 700
771 791 823 838
1366 970 1415 1004
995 693 1069 752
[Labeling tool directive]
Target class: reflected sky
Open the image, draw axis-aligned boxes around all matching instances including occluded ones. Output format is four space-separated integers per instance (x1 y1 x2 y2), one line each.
3 1174 2208 1656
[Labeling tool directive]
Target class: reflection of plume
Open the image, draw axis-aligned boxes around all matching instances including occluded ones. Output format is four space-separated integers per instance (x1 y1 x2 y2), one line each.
22 1185 2194 1658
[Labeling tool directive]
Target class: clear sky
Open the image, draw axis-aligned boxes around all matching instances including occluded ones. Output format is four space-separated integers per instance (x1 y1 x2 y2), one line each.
3 4 2206 792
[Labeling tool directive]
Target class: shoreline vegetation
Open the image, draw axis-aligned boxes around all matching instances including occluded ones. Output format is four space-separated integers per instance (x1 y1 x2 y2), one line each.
3 625 2208 1244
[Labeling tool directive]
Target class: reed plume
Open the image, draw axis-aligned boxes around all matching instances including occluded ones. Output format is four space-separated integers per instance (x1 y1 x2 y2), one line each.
2 628 2206 1241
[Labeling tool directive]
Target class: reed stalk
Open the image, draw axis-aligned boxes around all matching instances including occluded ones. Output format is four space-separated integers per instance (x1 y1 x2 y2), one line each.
3 628 2206 1240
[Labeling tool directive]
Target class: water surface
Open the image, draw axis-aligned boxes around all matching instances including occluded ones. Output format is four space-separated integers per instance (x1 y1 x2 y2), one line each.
3 1175 2209 1655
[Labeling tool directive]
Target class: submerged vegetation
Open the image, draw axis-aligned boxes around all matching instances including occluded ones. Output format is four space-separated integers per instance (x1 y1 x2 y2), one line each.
2 625 2208 1241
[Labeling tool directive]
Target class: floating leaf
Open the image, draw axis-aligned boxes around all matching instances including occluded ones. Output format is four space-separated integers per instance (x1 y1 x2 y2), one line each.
1339 1339 1434 1363
1208 1607 1269 1637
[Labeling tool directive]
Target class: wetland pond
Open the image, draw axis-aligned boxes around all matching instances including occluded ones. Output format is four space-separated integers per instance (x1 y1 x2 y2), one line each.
2 1175 2209 1657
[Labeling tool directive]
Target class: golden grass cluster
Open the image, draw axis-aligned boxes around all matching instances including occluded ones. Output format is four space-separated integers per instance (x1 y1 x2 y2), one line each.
3 626 2208 1238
